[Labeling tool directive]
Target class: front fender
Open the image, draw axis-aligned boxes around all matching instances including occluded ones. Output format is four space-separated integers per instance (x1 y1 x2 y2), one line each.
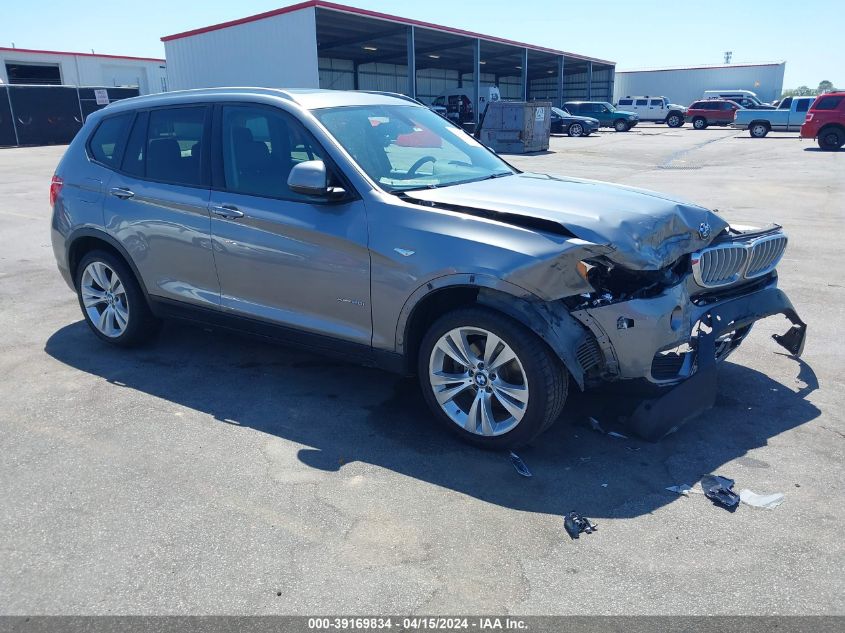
396 274 597 389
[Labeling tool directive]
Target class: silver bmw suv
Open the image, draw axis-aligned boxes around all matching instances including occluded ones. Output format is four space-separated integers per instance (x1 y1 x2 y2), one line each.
50 88 806 448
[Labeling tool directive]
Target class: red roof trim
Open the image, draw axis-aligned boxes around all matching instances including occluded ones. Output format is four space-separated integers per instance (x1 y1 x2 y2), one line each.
160 0 613 65
0 46 164 63
617 62 784 74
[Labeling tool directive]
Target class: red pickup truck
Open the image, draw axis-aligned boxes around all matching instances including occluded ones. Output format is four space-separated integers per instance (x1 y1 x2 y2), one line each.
800 92 845 150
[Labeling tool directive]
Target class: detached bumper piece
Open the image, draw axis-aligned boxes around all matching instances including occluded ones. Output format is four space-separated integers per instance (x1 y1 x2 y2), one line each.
629 287 807 441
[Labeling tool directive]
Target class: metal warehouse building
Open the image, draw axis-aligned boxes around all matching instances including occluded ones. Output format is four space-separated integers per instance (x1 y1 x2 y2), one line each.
0 47 167 95
614 62 786 107
162 0 615 124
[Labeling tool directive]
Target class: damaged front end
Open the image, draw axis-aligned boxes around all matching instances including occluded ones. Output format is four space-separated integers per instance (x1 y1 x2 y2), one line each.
564 225 807 440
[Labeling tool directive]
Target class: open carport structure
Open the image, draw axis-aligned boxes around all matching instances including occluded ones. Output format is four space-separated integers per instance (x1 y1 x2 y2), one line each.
163 0 615 124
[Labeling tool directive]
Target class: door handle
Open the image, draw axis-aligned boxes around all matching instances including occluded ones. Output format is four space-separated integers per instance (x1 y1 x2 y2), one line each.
210 204 245 219
109 187 135 200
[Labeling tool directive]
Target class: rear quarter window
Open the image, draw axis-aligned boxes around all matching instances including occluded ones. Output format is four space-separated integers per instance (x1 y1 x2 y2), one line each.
87 113 134 167
814 96 844 110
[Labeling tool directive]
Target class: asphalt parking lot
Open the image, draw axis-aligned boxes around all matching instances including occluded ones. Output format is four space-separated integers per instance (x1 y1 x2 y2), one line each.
1 123 842 615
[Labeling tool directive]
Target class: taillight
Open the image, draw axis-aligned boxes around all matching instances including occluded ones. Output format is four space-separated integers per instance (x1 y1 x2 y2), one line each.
49 175 63 207
805 113 814 121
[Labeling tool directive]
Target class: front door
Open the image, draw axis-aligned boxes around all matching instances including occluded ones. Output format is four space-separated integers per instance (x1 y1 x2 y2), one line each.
207 103 372 346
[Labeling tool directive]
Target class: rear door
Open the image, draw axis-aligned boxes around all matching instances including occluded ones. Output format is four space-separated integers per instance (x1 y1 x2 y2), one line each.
207 103 371 346
649 98 665 121
634 98 649 119
789 98 812 130
103 105 219 307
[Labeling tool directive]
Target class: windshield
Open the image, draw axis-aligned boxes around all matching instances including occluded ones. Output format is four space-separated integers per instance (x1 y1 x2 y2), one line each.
313 105 514 192
551 107 569 117
602 102 617 112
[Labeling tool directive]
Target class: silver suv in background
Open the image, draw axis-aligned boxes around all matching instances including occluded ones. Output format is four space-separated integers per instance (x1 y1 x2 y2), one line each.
50 88 807 448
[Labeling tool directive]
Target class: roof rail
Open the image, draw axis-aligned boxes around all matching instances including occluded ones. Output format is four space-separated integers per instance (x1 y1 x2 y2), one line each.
355 90 425 106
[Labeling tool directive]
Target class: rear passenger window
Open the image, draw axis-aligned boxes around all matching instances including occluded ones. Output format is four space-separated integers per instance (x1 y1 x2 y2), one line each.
145 107 207 187
815 96 843 110
618 99 632 106
88 113 134 167
221 105 325 200
795 99 811 113
635 99 648 106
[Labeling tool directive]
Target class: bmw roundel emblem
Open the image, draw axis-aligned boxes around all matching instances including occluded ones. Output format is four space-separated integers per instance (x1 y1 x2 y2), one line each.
698 222 712 239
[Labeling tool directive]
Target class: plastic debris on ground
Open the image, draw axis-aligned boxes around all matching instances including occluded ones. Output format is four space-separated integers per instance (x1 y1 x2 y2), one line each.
564 512 598 539
739 489 785 509
701 474 741 510
509 451 532 478
607 431 629 439
588 417 605 434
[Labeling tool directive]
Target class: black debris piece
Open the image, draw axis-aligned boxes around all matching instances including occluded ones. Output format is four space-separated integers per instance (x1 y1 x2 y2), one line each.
564 512 598 539
701 474 740 510
509 451 532 478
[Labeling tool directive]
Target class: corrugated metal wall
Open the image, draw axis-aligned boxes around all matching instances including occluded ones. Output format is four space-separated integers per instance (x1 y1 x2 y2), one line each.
614 64 786 106
0 50 166 94
164 7 320 90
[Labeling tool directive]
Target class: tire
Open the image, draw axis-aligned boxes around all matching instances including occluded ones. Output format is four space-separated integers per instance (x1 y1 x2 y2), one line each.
418 307 568 450
818 127 844 150
692 117 708 130
666 113 684 128
568 123 584 137
613 119 630 132
750 123 769 138
75 249 159 347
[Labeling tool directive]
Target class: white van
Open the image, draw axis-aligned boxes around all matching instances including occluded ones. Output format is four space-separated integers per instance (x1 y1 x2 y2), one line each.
702 90 773 109
431 86 501 124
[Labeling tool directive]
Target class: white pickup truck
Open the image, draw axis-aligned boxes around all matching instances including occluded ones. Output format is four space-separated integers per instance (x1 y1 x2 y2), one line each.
731 95 816 137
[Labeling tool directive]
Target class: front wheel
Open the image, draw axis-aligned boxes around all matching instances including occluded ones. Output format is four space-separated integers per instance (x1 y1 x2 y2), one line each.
568 123 584 137
666 113 684 127
692 117 708 130
818 127 844 150
613 119 630 132
750 123 769 138
75 250 159 347
418 307 567 449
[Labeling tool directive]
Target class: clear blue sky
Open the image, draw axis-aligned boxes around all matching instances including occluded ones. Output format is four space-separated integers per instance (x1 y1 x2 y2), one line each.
4 0 843 89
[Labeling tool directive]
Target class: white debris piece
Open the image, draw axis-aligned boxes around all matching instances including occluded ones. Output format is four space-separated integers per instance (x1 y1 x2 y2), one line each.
739 489 785 509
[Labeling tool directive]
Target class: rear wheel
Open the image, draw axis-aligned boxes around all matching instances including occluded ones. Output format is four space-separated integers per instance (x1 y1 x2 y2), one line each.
818 127 844 150
614 119 630 132
666 113 683 128
418 307 567 449
692 117 708 130
750 123 769 138
75 250 159 347
568 123 584 137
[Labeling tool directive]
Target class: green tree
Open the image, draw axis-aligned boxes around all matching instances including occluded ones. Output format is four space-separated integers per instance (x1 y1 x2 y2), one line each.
818 80 835 93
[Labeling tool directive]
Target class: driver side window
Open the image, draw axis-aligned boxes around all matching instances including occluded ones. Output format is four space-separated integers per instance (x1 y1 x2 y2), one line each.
221 105 325 201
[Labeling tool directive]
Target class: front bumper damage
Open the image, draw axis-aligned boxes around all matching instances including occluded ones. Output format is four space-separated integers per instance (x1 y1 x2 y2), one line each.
573 280 806 440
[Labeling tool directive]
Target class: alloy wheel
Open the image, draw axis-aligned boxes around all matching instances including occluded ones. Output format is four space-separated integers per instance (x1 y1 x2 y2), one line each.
428 326 529 437
80 261 129 338
569 123 583 137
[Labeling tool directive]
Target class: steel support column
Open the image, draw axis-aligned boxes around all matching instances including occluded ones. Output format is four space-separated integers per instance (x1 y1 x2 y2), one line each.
557 56 565 107
586 61 593 100
473 38 481 127
407 25 416 100
522 48 529 100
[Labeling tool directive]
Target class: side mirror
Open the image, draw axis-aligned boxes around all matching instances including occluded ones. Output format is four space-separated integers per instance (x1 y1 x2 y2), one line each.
287 160 346 200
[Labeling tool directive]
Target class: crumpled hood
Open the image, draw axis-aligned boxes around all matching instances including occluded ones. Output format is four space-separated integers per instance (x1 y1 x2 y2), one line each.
404 172 728 270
